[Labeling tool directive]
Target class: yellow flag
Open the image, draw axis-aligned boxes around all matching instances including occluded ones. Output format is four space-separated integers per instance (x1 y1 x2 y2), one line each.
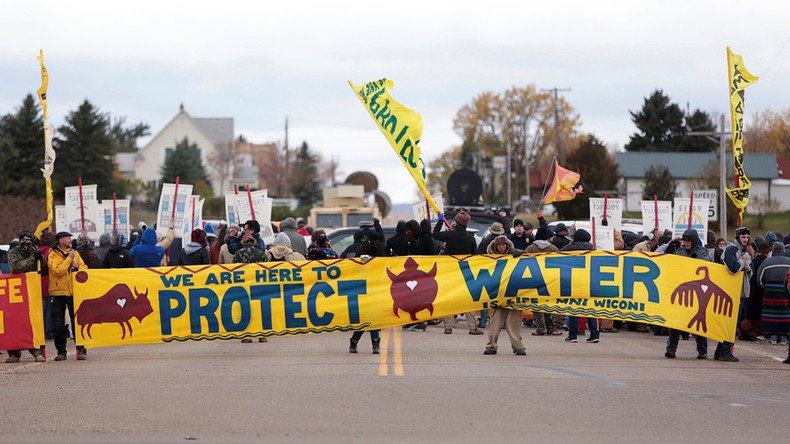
36 49 49 122
348 79 440 213
725 48 758 210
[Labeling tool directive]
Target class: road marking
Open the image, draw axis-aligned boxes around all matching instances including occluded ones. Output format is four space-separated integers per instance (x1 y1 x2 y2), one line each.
736 343 785 362
393 327 404 376
378 328 390 376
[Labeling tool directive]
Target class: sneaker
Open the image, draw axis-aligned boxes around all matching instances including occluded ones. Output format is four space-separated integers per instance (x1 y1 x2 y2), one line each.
664 351 676 359
76 353 86 361
258 338 268 343
783 357 790 364
586 337 600 343
241 338 253 343
34 354 46 362
770 338 778 345
514 349 526 356
696 354 707 360
444 328 452 335
468 330 483 335
718 354 739 362
531 331 546 336
550 330 563 336
780 337 789 346
483 347 497 355
564 337 577 343
409 324 427 332
5 355 20 363
54 354 67 361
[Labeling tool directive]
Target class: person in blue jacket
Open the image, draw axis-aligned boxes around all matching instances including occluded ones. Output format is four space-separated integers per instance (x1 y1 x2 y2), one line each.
130 228 165 268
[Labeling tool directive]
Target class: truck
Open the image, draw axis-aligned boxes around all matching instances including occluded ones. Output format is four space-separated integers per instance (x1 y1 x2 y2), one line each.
308 184 382 231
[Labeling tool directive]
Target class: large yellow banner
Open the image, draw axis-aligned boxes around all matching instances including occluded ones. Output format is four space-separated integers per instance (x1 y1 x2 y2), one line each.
1 273 45 350
348 79 440 213
70 252 742 348
726 48 759 210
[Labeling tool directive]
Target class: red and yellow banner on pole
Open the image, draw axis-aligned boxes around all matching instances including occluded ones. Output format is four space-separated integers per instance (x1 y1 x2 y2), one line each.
0 273 45 351
725 48 759 214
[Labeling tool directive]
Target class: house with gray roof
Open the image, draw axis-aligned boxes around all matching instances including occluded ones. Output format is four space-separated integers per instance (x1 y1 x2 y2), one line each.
135 105 234 195
616 152 779 212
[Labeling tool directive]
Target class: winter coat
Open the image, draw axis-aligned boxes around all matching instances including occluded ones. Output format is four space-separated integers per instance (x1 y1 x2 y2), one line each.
755 244 790 289
96 233 112 263
38 245 51 296
48 246 87 296
525 240 560 254
130 229 166 268
102 245 135 269
509 232 532 251
178 242 211 265
7 244 48 275
340 239 365 258
280 218 308 256
386 221 412 256
265 244 306 262
76 246 102 269
673 229 711 261
414 220 438 255
234 244 267 263
632 240 655 253
723 237 753 299
432 220 476 255
486 235 515 255
551 236 571 250
307 241 339 260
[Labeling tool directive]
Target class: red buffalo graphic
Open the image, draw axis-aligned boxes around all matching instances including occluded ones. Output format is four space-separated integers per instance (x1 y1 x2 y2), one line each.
670 266 734 333
386 257 438 321
75 284 153 340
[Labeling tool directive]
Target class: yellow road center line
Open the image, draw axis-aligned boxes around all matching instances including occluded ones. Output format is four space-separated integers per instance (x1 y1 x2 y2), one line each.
393 327 404 376
378 328 390 376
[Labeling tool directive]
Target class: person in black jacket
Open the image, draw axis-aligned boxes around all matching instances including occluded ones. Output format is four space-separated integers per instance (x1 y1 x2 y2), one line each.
339 230 366 258
432 211 476 255
510 219 533 250
178 229 211 265
386 221 412 256
101 234 135 268
414 219 438 256
561 229 599 343
350 220 385 353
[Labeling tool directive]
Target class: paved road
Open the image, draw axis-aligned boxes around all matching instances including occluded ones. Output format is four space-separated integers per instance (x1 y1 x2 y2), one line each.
1 325 788 443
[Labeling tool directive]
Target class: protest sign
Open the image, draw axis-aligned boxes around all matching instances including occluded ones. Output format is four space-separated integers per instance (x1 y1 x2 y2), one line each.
156 183 193 238
589 197 623 229
641 200 673 235
673 198 710 244
411 193 444 223
65 184 102 239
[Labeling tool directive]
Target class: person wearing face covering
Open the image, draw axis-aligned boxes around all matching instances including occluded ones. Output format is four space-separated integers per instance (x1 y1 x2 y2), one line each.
5 231 48 362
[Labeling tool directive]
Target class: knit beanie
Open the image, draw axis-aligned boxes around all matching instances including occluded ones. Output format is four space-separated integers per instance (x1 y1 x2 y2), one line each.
454 211 471 227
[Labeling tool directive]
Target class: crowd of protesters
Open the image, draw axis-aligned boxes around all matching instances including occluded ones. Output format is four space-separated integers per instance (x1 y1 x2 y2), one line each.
2 211 789 365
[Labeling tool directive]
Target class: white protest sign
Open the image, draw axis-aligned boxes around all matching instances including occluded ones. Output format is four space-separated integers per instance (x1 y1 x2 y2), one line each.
640 200 673 235
64 184 102 239
227 191 275 245
225 193 242 226
589 197 623 229
693 189 718 222
411 193 444 223
99 199 131 241
592 226 615 251
156 183 194 238
55 205 67 234
182 195 205 237
673 197 710 245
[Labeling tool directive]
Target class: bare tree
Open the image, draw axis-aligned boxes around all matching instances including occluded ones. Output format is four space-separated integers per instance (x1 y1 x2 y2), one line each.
207 141 236 195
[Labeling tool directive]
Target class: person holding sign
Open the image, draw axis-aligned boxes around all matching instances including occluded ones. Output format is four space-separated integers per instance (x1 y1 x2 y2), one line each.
48 232 88 361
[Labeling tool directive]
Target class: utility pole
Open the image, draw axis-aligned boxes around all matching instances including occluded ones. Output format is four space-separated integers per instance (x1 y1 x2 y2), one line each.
541 87 571 164
688 114 730 238
283 116 290 196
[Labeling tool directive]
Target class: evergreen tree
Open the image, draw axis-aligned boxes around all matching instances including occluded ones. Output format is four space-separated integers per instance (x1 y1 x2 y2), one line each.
291 142 322 207
53 100 116 198
109 117 149 153
553 134 619 219
160 137 208 185
0 95 45 197
641 165 677 200
625 89 686 151
681 109 717 152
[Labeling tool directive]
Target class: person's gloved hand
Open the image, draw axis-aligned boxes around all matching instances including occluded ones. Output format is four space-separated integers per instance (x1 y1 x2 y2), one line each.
536 211 543 218
512 250 523 258
437 212 445 222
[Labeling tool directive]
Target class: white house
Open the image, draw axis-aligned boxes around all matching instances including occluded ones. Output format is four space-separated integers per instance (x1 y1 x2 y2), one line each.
616 152 779 212
135 105 234 195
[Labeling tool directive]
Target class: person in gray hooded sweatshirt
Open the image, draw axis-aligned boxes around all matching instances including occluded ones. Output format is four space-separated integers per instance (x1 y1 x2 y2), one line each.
279 217 307 256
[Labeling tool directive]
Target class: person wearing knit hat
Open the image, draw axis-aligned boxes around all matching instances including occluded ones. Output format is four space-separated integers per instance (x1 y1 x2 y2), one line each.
454 211 471 227
178 228 211 265
510 219 533 251
714 226 753 362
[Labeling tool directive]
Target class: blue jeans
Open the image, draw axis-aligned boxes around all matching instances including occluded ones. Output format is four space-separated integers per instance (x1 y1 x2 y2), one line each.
42 296 54 339
567 316 599 340
478 309 488 327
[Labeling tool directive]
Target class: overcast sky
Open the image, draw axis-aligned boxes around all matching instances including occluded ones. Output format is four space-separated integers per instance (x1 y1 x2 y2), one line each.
2 1 789 204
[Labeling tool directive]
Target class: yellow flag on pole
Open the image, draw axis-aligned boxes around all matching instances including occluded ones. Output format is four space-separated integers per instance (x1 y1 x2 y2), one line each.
36 49 49 122
725 48 758 211
348 79 440 213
